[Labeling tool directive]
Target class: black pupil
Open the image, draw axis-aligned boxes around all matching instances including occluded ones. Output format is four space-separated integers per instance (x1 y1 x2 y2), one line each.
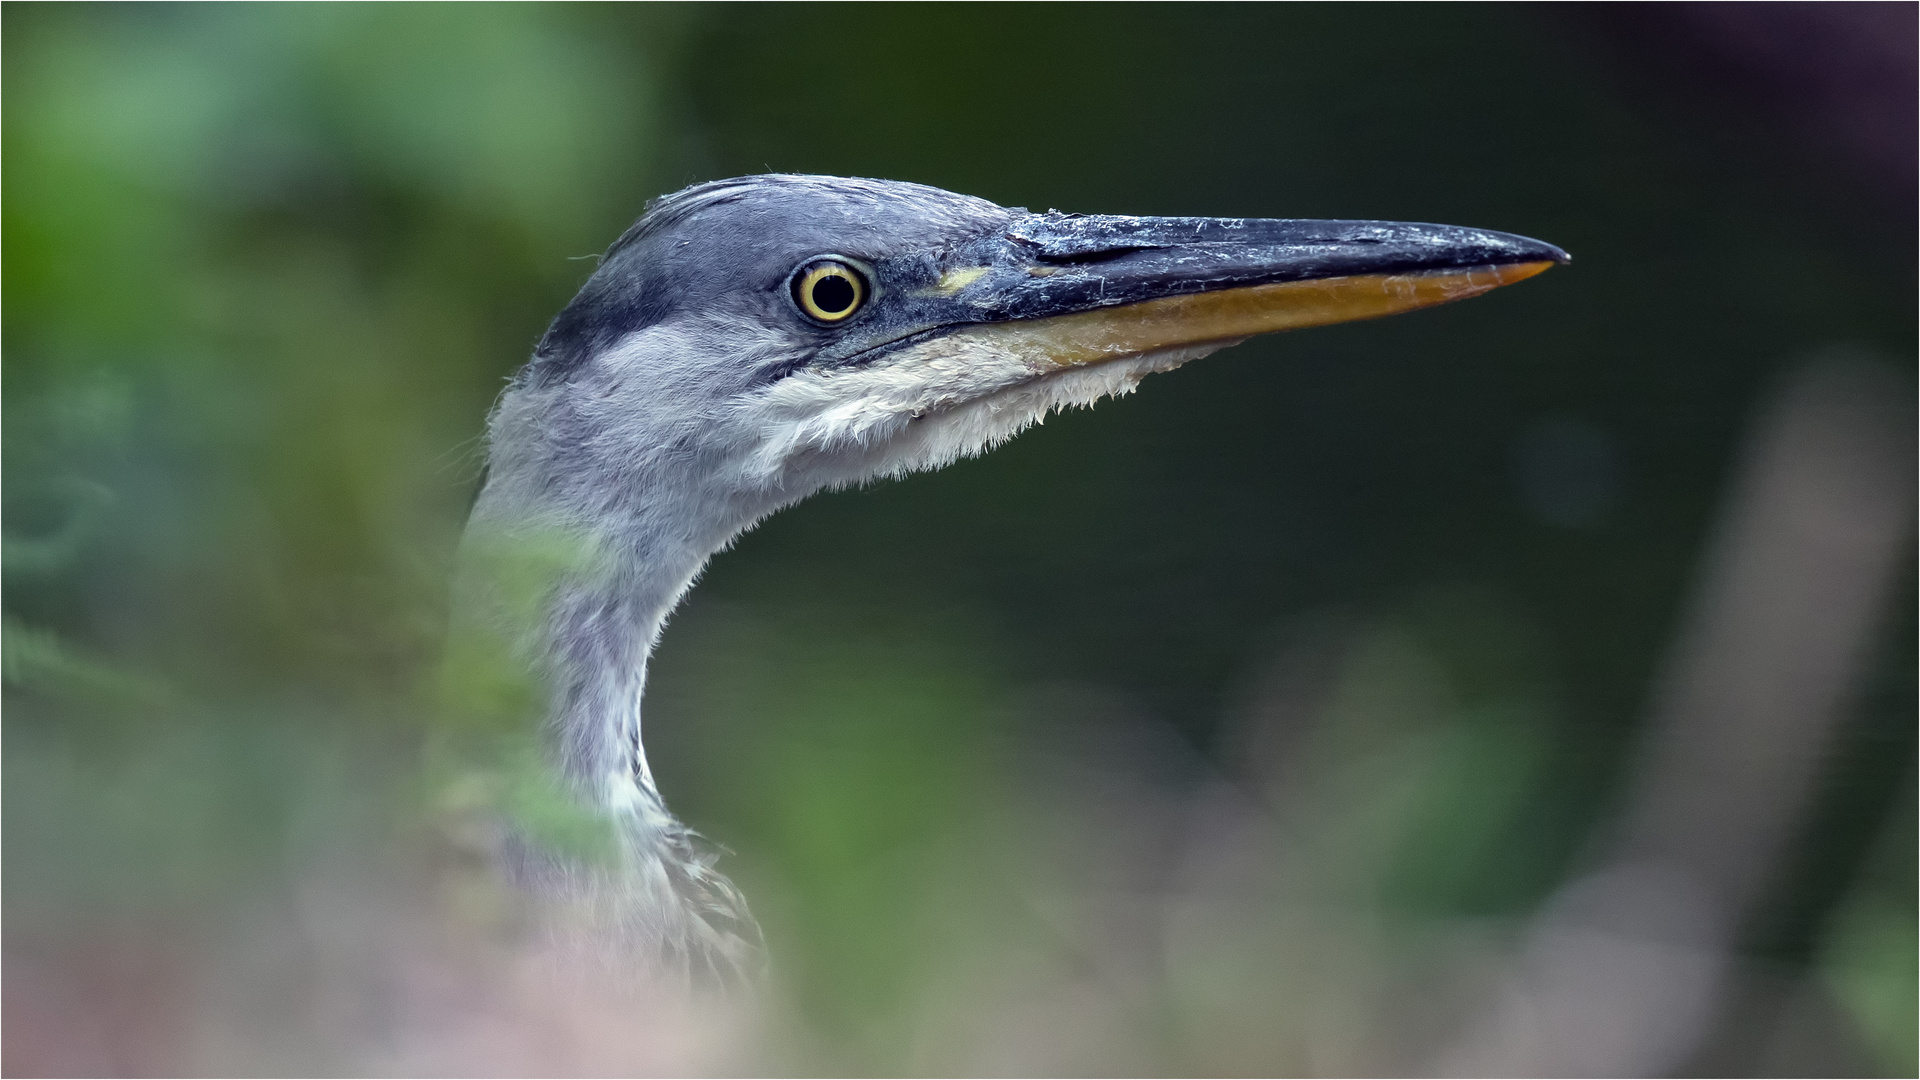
810 271 857 314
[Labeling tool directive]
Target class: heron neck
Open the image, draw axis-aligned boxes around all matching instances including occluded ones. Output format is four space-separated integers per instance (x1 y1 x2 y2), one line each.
469 370 802 811
545 528 716 809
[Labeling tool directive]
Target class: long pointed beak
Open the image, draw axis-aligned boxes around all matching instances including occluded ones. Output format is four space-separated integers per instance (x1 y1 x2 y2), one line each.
830 214 1567 368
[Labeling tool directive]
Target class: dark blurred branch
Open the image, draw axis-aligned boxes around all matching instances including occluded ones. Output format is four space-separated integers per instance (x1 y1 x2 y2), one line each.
1440 352 1916 1076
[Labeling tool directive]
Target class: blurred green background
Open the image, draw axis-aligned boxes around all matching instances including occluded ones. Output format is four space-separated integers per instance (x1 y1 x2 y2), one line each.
4 4 1913 1075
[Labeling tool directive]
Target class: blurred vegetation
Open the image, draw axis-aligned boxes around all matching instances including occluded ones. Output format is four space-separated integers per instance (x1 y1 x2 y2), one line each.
4 4 1913 1074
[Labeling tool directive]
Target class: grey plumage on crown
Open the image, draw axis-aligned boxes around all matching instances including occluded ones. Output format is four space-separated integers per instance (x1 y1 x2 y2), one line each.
527 174 1016 383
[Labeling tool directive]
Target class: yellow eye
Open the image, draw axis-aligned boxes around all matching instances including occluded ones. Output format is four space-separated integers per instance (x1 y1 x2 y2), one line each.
793 259 869 322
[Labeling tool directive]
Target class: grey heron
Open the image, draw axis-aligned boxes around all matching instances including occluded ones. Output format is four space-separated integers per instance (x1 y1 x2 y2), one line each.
458 174 1566 983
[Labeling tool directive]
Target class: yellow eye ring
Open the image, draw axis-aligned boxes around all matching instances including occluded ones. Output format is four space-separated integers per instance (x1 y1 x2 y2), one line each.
793 259 869 322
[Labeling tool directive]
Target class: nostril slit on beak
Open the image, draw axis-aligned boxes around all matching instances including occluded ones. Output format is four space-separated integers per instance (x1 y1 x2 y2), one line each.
1032 245 1165 266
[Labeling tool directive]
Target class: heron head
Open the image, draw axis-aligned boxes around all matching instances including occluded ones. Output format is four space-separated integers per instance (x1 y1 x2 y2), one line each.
479 174 1565 551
